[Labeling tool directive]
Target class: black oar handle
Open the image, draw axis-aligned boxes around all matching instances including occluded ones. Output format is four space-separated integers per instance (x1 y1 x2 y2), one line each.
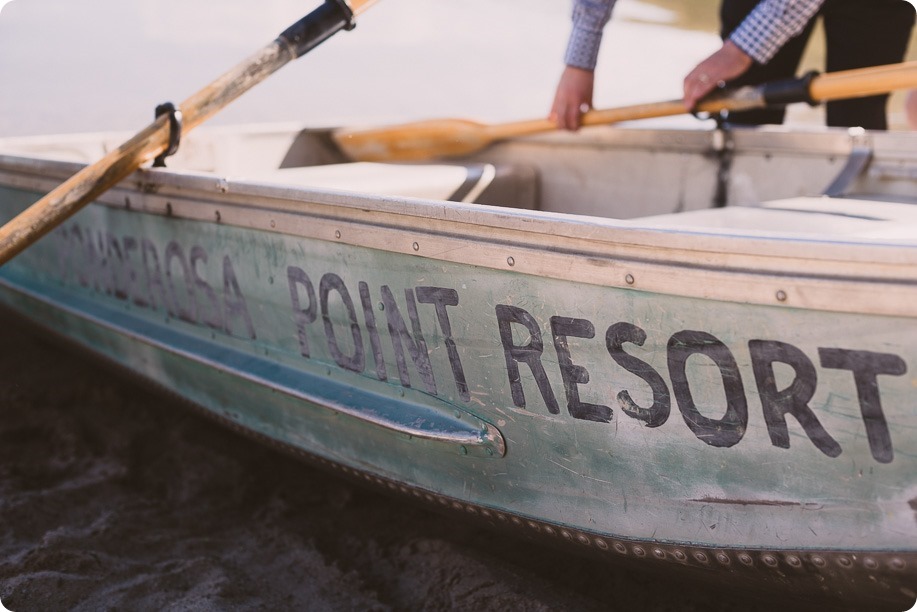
279 0 355 58
760 70 820 107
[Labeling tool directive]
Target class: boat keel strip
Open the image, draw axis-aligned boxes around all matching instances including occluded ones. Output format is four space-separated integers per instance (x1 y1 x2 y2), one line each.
0 277 505 460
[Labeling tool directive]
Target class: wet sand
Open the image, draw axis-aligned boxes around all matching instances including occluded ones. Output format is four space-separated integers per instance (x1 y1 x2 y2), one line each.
0 309 864 611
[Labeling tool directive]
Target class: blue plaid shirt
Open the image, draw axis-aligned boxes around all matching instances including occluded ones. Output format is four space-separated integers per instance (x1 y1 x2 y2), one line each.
565 0 825 70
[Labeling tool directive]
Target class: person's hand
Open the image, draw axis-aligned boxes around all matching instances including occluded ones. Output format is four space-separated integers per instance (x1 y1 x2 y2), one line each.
683 40 753 110
905 89 917 130
550 66 595 131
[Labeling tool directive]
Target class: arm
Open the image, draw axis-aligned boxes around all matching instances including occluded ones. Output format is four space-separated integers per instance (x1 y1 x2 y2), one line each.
683 0 825 109
551 0 616 130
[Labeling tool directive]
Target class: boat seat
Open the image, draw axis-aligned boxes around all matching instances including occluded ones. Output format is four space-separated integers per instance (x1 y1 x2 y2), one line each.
633 196 917 239
240 162 538 209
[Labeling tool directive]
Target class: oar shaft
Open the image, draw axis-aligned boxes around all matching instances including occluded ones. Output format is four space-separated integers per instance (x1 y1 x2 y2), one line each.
810 61 917 102
0 120 168 267
491 62 917 144
487 87 766 141
0 0 364 267
348 0 379 15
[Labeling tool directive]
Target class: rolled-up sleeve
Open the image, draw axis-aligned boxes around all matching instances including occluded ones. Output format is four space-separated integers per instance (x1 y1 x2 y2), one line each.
728 0 825 64
565 0 617 70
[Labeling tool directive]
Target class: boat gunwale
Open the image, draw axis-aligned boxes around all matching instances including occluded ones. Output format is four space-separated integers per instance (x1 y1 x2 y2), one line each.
3 143 917 319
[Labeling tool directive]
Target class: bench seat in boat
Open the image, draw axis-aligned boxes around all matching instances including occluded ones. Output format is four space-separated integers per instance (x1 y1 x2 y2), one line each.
240 162 538 209
633 196 917 239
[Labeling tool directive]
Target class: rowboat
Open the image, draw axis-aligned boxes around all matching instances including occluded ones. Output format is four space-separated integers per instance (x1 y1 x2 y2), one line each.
1 121 916 607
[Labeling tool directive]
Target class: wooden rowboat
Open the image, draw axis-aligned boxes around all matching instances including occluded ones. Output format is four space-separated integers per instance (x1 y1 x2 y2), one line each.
1 122 915 607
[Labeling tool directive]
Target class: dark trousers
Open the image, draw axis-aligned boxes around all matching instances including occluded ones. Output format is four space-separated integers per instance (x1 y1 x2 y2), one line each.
721 0 915 129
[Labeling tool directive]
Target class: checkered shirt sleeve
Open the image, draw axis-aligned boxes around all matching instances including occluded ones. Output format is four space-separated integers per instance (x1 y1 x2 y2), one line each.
729 0 825 64
564 0 617 70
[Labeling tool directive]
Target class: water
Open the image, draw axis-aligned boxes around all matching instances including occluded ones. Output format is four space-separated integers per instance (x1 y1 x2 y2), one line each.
7 0 914 134
0 0 725 137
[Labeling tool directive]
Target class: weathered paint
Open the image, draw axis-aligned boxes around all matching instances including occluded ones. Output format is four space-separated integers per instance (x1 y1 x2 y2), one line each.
1 181 915 566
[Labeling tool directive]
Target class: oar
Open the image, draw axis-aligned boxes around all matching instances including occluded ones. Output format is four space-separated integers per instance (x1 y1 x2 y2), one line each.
0 0 378 266
333 60 917 163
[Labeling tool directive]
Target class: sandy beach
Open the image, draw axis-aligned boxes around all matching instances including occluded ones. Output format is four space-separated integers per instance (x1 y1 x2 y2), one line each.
0 1 915 609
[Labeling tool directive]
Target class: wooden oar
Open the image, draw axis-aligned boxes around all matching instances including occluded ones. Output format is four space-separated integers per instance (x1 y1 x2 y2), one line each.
333 60 917 163
0 0 378 267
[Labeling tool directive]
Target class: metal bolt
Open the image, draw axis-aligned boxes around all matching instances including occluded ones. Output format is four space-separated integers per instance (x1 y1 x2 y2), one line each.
412 241 420 251
776 290 788 302
625 273 635 285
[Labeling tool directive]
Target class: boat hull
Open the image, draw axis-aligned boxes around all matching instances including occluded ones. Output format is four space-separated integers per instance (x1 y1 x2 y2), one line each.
1 126 916 605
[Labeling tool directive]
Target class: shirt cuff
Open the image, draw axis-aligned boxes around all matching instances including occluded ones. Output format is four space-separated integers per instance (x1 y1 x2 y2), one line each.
565 26 603 70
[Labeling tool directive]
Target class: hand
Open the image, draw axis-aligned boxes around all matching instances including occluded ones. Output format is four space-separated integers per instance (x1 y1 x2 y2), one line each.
683 40 753 110
550 66 595 131
906 89 917 130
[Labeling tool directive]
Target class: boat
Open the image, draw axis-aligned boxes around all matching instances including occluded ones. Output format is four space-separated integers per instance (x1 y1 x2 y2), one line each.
1 121 915 607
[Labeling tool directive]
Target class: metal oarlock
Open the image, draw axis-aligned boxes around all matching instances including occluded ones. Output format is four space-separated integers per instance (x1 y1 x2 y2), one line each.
153 102 183 168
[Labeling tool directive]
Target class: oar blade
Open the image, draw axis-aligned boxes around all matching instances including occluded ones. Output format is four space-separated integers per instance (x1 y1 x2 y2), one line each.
333 118 491 162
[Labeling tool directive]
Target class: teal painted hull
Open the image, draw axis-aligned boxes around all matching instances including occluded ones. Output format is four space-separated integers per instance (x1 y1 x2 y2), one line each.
2 126 916 605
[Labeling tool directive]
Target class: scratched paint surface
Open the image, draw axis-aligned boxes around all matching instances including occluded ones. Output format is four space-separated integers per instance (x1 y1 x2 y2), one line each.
1 184 915 552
